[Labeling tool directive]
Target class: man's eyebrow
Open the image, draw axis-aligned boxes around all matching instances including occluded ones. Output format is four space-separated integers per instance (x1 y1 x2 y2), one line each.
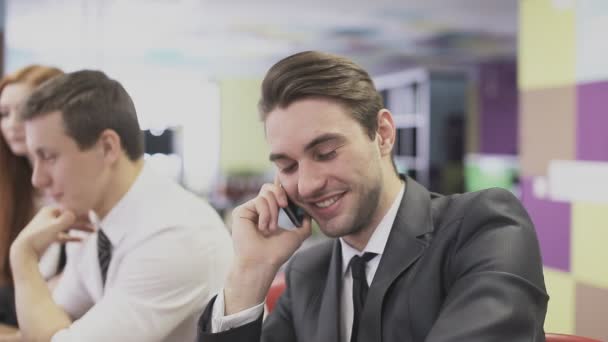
303 133 345 152
268 133 346 162
269 153 290 162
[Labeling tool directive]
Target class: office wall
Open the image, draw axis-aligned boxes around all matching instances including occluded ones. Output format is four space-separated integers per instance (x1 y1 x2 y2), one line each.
219 79 269 173
519 0 608 339
478 60 518 154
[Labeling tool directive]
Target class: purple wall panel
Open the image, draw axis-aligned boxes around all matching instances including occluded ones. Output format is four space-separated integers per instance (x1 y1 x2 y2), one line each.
520 177 571 272
479 61 519 154
577 81 608 161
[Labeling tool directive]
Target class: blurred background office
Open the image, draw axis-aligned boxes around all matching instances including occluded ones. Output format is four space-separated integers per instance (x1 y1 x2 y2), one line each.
0 0 605 339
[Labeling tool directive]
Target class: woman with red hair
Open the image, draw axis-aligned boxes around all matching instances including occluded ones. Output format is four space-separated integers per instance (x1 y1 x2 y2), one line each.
0 65 65 326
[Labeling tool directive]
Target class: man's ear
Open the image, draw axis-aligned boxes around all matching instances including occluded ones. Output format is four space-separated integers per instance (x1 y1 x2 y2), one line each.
376 109 396 157
98 129 122 164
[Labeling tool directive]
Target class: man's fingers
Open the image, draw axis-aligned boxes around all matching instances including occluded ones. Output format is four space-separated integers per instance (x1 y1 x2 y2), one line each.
264 182 288 209
254 198 272 233
46 206 63 217
236 205 258 223
260 192 280 232
276 186 288 208
294 216 313 240
53 210 76 229
57 232 84 243
69 222 96 233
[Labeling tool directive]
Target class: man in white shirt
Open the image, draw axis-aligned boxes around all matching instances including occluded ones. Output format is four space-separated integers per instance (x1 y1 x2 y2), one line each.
8 70 233 341
196 51 547 341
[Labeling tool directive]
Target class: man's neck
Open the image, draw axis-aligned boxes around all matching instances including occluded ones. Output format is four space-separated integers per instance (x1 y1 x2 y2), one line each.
94 158 145 219
342 172 404 251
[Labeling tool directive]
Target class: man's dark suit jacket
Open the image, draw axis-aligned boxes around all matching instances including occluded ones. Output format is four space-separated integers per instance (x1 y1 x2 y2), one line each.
198 177 548 341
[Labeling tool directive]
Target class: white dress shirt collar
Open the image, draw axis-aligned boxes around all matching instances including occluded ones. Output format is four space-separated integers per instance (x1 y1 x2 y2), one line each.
88 162 151 247
339 183 405 276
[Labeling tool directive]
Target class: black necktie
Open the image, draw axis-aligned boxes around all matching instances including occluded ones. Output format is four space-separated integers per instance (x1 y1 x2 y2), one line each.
97 229 112 286
349 252 377 342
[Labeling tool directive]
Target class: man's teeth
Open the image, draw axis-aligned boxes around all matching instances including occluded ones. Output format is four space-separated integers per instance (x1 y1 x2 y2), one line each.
315 195 340 208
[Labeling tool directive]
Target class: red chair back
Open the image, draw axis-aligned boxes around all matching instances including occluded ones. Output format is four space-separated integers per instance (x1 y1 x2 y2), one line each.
546 333 603 342
266 273 286 312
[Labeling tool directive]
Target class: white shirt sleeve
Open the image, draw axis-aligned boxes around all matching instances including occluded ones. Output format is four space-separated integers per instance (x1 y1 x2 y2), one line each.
53 242 95 320
51 226 230 342
211 289 265 332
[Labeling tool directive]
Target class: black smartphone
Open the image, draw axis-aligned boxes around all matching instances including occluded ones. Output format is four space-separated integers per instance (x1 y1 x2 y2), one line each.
278 196 306 229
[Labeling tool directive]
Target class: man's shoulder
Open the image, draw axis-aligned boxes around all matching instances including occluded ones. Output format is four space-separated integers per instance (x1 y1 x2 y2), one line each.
430 187 523 224
136 171 225 229
121 177 229 255
426 187 535 254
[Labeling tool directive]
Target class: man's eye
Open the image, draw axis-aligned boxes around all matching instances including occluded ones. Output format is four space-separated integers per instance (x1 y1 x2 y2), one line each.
282 163 298 173
41 153 56 161
316 150 337 161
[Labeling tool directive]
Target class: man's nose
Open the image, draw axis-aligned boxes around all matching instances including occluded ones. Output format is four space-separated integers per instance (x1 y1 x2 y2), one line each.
6 110 20 129
297 161 327 199
31 162 50 189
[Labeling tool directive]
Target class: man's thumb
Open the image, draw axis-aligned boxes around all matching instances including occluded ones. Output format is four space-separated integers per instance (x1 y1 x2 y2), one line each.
54 210 76 229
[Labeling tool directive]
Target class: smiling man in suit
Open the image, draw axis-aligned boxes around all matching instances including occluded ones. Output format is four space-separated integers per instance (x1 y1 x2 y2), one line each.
197 51 548 342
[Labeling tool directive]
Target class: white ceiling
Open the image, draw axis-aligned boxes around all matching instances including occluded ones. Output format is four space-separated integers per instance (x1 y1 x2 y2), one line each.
5 0 518 76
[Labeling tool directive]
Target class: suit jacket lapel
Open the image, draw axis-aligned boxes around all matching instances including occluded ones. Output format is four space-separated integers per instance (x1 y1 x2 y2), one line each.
315 240 343 342
359 177 435 342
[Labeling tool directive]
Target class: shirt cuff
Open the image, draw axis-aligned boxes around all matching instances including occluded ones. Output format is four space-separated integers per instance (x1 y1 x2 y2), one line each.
211 289 265 333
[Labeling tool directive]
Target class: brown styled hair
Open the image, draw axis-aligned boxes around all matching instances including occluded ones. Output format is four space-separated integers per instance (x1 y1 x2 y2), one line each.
259 51 384 140
0 65 64 282
21 70 144 161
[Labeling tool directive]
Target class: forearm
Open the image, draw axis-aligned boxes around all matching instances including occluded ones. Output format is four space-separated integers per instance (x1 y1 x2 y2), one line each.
10 245 71 342
0 332 22 342
223 261 279 315
0 324 21 342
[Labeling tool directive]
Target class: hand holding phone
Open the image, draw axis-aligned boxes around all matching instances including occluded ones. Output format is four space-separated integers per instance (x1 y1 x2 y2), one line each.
224 181 312 316
278 196 307 229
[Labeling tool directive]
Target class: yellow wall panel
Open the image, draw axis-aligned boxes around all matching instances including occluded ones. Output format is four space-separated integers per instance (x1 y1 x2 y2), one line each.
543 268 576 334
219 79 270 173
572 202 608 288
519 0 575 90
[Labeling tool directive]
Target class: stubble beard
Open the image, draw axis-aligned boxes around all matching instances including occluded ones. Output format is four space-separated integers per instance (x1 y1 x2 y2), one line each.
320 178 383 239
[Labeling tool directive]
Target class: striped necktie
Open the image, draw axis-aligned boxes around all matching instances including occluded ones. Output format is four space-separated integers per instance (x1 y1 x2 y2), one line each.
97 229 113 286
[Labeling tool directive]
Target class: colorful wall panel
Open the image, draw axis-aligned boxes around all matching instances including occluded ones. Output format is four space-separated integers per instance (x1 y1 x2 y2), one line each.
577 81 608 161
572 203 608 289
576 0 608 83
519 86 576 177
519 0 575 90
219 79 269 173
575 284 608 340
478 61 518 154
521 177 571 272
520 0 608 340
543 268 576 334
